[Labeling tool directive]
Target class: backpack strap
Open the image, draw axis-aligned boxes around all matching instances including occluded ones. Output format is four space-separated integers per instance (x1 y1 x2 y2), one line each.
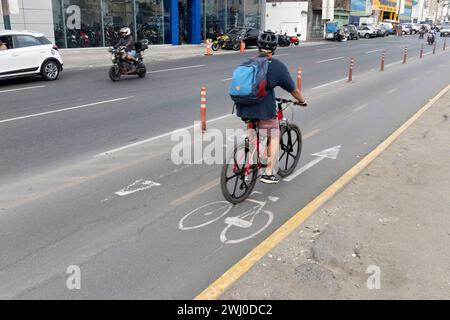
231 103 236 114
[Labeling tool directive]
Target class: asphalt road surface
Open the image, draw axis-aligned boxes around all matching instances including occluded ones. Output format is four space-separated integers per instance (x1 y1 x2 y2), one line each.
0 35 449 299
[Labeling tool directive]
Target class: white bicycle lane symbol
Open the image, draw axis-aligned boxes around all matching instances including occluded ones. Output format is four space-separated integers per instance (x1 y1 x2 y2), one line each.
178 197 275 244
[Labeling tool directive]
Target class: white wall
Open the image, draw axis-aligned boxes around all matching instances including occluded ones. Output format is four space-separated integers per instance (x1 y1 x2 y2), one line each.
6 0 55 43
265 2 308 41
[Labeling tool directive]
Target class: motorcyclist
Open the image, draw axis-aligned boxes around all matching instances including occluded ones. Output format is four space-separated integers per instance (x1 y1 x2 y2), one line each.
114 27 136 61
428 28 436 44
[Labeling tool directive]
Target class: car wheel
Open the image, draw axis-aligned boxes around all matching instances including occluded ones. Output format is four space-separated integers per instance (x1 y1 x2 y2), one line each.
365 33 370 39
41 60 60 81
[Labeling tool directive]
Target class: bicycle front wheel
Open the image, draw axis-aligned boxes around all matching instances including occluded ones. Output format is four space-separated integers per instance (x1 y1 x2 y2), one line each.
278 123 302 177
220 141 258 204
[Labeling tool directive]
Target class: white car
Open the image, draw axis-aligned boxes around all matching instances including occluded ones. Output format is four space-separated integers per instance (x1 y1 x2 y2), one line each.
0 30 63 81
440 23 450 37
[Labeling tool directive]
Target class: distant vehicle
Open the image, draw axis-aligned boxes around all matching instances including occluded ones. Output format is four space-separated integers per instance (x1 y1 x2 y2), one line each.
223 27 260 50
440 23 450 37
358 25 378 38
379 22 394 34
410 23 420 34
0 30 63 81
343 24 359 40
375 24 389 37
401 23 412 35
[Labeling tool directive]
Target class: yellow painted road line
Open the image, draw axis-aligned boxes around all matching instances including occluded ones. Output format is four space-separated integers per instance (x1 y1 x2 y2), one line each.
303 128 321 140
195 83 450 300
170 178 220 207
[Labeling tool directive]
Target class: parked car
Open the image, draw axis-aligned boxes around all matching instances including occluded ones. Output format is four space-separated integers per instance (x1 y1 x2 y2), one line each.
440 23 450 37
343 24 359 40
375 24 389 37
223 27 260 50
401 23 412 35
0 30 63 81
358 25 378 38
410 23 420 34
379 22 394 34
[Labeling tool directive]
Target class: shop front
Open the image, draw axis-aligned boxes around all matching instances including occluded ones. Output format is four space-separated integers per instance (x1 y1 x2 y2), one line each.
51 0 263 48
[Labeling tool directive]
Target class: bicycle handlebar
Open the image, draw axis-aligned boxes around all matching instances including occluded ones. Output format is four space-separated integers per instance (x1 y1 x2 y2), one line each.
275 98 308 107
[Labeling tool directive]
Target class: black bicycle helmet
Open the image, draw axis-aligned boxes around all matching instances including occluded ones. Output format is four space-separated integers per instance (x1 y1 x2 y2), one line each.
257 31 278 52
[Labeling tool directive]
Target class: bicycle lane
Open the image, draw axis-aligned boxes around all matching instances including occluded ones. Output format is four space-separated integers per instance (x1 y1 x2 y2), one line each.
0 50 449 299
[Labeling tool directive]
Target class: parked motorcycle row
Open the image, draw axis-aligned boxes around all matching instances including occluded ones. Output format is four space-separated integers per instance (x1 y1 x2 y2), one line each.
54 24 163 49
211 28 300 52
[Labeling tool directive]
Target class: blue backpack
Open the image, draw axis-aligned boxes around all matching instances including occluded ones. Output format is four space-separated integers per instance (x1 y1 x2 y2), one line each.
228 57 270 106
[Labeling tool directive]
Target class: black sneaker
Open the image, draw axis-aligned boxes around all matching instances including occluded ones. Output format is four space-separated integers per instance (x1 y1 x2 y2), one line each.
261 175 279 184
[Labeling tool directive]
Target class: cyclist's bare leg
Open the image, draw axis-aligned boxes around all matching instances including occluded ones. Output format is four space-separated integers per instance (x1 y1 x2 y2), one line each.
265 130 280 176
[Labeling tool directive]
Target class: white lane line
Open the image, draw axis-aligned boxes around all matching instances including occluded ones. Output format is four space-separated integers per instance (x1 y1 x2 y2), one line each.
312 77 347 90
96 114 233 157
147 64 205 74
384 61 402 68
423 52 432 56
316 47 337 51
316 56 344 64
366 49 383 54
0 85 46 94
387 88 398 94
221 77 232 82
115 179 161 196
276 53 290 57
0 96 132 124
409 77 418 82
353 103 368 112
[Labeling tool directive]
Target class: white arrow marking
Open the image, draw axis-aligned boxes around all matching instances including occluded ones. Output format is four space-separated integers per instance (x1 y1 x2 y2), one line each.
284 145 341 182
115 179 161 196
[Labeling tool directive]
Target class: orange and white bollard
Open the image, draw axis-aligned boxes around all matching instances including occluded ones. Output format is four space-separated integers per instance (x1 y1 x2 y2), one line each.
403 47 407 64
444 39 446 51
380 50 385 71
297 66 302 93
240 39 245 53
433 42 436 54
420 44 423 59
200 87 207 132
348 58 354 82
204 39 213 56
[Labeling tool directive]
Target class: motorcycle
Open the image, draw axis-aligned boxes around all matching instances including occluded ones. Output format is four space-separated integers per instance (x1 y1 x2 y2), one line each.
277 33 291 47
211 34 228 51
288 33 301 46
334 28 349 42
427 32 435 45
108 40 149 82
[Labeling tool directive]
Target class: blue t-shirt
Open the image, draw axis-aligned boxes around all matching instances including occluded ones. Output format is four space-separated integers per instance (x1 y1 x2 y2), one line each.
236 56 296 120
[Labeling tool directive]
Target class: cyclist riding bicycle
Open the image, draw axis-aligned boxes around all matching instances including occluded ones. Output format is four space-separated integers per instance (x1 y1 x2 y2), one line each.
235 31 306 184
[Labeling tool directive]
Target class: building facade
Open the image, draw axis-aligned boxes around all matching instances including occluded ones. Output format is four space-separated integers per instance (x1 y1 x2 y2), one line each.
1 0 264 48
350 0 413 25
265 1 309 41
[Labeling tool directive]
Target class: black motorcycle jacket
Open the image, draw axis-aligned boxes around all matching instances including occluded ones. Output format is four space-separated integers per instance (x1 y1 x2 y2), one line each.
114 35 135 52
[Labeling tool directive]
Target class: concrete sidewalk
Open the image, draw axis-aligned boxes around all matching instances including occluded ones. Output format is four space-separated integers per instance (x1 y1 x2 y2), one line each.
60 41 328 70
221 86 450 300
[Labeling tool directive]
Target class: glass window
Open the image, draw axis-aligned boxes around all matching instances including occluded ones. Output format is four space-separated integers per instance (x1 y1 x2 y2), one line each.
103 0 135 46
135 0 165 44
37 37 52 45
202 0 226 40
52 0 103 48
244 0 260 29
14 35 43 48
0 36 14 49
227 0 244 31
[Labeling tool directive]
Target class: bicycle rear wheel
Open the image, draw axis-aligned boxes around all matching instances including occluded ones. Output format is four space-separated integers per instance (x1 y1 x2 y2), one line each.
220 140 258 204
278 123 302 177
